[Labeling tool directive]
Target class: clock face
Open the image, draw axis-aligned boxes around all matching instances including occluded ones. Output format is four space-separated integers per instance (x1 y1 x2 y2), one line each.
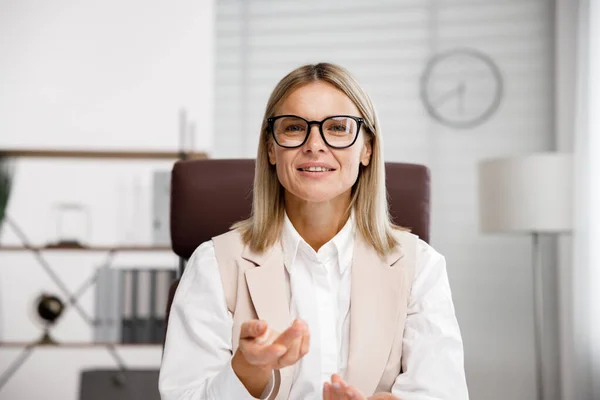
420 48 503 129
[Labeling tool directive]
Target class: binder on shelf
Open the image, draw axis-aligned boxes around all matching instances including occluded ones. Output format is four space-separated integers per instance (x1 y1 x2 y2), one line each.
96 267 176 344
154 270 177 342
93 267 106 342
134 270 153 343
153 270 170 342
106 267 122 343
121 270 134 343
94 265 122 343
149 270 158 343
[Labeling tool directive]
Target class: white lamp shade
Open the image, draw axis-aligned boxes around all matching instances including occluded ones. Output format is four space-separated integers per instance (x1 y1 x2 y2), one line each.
478 153 574 233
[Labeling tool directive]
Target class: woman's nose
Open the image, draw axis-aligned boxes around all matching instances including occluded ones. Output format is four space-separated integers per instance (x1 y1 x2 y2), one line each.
303 125 327 153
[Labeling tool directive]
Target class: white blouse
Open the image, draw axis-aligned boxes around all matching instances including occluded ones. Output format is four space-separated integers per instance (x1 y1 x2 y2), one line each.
159 215 469 400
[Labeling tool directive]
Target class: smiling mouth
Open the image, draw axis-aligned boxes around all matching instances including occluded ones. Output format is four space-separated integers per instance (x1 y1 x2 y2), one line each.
297 167 335 172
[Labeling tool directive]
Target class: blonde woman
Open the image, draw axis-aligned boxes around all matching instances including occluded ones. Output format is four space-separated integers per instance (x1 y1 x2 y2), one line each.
159 63 469 400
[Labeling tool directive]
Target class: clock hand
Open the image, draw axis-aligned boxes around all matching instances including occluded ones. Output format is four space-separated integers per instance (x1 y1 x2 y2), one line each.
431 84 461 108
457 81 466 116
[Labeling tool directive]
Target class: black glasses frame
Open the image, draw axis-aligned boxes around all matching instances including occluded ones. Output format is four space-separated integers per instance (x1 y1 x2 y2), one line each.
267 115 364 149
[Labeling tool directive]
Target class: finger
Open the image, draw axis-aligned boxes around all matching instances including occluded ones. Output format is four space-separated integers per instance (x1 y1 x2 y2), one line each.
330 378 364 400
243 320 308 368
323 382 333 400
344 385 365 400
368 394 396 400
331 373 342 382
299 329 310 357
330 374 344 400
240 341 286 366
240 320 267 339
332 373 346 387
331 380 345 400
274 319 307 347
254 325 273 345
275 335 302 368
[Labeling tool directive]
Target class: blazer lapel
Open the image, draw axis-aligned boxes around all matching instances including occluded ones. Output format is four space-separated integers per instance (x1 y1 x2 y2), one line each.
242 244 295 399
345 234 405 395
242 243 292 335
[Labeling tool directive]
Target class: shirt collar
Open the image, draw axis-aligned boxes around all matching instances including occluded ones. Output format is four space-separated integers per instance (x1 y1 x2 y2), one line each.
281 211 355 275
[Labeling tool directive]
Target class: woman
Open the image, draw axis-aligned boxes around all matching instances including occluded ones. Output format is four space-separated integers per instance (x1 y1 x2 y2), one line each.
159 63 469 400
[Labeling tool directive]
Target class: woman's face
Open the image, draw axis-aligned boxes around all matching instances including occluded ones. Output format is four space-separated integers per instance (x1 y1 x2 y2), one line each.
267 81 372 205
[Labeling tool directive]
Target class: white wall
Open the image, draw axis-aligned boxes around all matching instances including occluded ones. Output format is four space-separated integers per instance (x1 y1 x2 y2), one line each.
214 1 556 399
588 5 600 397
566 0 600 398
0 1 214 399
554 1 579 400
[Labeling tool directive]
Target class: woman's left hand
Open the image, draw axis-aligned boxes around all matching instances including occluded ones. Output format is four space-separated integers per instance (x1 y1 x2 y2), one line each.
322 374 401 400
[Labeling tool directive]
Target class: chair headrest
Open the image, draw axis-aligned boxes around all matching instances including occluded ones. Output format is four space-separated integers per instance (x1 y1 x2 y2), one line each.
170 159 430 259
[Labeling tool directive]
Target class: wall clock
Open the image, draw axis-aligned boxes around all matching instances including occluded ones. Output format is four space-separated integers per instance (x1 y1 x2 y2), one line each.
420 48 503 129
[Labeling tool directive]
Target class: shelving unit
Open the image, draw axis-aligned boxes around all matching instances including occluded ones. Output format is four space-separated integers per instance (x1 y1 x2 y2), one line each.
0 147 202 390
0 342 161 348
0 147 208 160
0 245 172 252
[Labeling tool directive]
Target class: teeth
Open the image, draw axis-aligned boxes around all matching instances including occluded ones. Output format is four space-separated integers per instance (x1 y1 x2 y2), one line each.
302 166 332 172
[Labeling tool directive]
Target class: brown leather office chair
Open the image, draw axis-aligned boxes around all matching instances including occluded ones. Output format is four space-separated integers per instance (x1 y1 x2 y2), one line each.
164 158 431 340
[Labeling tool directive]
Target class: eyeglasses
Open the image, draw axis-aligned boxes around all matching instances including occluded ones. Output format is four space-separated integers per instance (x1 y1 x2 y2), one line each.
267 115 364 149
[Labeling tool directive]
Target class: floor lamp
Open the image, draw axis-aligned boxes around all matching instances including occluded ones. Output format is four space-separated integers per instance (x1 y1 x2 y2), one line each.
478 153 573 400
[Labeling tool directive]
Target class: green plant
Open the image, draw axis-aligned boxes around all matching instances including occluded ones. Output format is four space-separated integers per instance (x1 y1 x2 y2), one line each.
0 156 14 228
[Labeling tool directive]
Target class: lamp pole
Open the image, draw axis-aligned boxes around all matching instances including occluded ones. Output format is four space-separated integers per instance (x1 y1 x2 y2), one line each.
532 232 545 400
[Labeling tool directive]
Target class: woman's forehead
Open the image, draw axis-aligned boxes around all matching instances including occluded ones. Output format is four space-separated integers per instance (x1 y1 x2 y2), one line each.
275 81 361 118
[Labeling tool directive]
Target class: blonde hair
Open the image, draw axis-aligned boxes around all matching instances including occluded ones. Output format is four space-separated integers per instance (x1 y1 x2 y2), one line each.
232 62 406 255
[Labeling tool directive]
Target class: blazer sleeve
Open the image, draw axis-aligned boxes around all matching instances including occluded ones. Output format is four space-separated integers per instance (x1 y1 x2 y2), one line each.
391 240 470 400
158 241 273 400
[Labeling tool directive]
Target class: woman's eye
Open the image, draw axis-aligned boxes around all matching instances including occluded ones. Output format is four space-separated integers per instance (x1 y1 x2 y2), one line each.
285 125 305 132
329 124 347 132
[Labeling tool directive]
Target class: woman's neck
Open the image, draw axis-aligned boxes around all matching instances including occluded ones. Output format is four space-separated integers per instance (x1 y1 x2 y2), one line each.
284 193 351 252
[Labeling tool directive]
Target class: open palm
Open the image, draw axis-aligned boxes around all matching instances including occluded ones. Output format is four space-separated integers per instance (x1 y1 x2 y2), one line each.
322 374 400 400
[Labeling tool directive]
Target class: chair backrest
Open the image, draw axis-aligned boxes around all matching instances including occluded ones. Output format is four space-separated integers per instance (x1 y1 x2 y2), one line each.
164 158 431 344
170 158 431 260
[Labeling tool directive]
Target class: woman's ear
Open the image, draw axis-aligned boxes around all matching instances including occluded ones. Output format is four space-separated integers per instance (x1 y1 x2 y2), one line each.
360 139 372 166
267 141 277 165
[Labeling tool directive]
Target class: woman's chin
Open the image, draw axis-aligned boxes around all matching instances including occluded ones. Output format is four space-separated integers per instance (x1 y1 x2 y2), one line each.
287 188 348 205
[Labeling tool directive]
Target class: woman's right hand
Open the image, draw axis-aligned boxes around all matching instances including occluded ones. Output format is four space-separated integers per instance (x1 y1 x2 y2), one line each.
232 319 310 397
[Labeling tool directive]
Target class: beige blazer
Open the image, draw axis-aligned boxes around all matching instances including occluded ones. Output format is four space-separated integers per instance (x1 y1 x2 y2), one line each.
212 228 417 399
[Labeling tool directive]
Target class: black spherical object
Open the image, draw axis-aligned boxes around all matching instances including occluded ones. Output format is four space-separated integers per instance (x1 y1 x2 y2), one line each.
36 294 64 323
